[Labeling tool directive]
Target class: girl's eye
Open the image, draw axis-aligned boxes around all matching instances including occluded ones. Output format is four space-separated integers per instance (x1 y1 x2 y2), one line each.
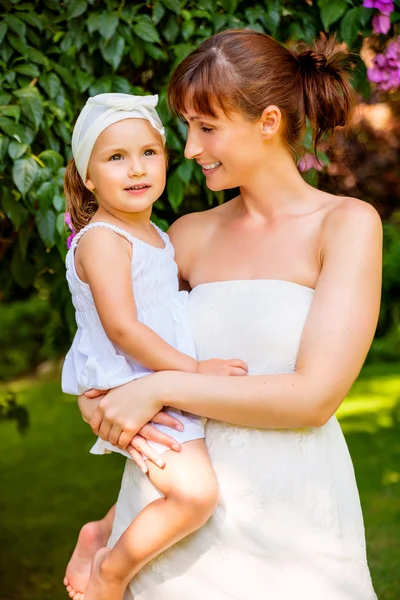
201 126 213 133
110 154 123 161
144 149 156 156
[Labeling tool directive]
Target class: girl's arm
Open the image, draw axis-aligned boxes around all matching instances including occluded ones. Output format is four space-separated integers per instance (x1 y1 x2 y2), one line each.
77 228 246 376
86 200 382 447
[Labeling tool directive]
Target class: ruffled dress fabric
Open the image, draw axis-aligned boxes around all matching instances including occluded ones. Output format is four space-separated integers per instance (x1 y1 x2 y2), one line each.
61 221 205 458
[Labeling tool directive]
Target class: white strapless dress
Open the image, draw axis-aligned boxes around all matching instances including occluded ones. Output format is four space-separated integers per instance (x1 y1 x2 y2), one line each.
109 280 377 600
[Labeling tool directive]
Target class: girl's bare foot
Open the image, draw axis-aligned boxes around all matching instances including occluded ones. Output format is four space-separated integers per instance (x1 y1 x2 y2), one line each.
85 547 127 600
64 521 109 599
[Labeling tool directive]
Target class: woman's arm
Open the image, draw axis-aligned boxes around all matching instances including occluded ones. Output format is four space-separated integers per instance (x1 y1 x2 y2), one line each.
89 199 382 445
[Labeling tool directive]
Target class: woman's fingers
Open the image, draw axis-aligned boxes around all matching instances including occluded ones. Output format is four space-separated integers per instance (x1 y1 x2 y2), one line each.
98 418 113 441
107 425 123 446
130 435 166 468
127 445 148 474
117 430 135 450
139 423 181 451
152 410 184 431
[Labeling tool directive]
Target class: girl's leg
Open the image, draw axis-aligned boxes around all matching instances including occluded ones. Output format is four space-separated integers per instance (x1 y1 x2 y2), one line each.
85 439 218 600
64 504 115 600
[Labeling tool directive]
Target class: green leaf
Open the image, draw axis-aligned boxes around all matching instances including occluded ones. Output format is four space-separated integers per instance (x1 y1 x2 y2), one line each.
152 2 166 24
2 194 28 229
143 42 167 61
8 140 28 159
7 31 29 55
318 0 347 30
14 63 41 78
133 18 161 43
99 35 125 70
4 15 26 38
66 0 88 20
360 7 373 26
263 0 281 35
177 159 194 184
130 37 145 67
0 116 35 144
162 0 181 14
167 170 184 212
15 11 44 30
219 0 238 11
56 211 66 235
27 47 50 67
39 72 61 99
0 105 21 121
36 209 56 248
37 181 56 209
182 20 195 41
75 68 95 93
340 8 361 47
53 193 65 212
39 149 64 172
14 86 44 129
212 13 228 31
0 22 7 45
98 13 119 40
12 156 39 195
163 14 179 43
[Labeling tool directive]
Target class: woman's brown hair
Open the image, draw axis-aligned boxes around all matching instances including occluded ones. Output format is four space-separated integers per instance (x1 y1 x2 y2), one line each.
64 159 98 232
168 29 356 159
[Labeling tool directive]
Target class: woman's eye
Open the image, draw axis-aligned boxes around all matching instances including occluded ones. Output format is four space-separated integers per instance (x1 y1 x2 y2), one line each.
110 154 123 161
144 149 156 156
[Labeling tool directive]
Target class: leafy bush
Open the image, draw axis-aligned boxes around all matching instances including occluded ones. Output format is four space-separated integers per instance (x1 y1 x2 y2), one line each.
0 0 399 373
0 294 68 380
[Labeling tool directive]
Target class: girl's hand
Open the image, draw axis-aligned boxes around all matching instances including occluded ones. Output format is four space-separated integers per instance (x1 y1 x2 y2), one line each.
196 358 248 376
88 374 167 449
127 418 182 473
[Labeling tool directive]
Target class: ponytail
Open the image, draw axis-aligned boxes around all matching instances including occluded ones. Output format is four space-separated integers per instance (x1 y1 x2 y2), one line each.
295 36 356 154
64 159 98 232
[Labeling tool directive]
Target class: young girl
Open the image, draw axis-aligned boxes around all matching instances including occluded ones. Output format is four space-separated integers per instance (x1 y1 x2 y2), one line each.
61 92 248 600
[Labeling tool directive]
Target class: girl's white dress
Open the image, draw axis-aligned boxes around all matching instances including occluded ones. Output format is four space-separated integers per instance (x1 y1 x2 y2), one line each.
61 221 205 458
109 279 377 600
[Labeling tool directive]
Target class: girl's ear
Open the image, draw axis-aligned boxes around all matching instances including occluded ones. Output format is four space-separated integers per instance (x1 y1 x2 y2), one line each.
85 176 95 191
260 105 282 140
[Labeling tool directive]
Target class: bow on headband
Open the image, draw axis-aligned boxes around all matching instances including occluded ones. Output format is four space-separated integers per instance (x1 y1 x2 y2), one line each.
71 93 166 182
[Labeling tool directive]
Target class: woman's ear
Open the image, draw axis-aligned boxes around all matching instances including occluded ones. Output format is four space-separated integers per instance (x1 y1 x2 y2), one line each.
260 105 282 140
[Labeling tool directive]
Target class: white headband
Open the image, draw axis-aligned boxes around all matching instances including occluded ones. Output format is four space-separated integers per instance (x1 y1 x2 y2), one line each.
71 93 166 181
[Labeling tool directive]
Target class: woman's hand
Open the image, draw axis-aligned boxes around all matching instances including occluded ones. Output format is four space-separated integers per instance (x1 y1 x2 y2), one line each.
83 373 168 449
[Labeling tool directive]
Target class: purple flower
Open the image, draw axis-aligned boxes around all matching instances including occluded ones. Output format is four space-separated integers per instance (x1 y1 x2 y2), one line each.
372 14 391 34
66 233 76 250
363 0 394 15
367 37 400 91
298 153 323 173
64 212 76 248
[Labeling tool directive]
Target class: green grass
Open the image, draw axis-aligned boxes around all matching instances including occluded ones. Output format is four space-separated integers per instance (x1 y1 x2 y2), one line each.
0 364 399 600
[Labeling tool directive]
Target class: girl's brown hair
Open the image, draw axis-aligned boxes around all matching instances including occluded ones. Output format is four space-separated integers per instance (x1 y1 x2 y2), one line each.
168 30 356 159
64 159 98 232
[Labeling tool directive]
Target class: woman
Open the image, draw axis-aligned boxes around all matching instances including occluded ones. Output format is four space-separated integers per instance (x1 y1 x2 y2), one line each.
73 30 381 599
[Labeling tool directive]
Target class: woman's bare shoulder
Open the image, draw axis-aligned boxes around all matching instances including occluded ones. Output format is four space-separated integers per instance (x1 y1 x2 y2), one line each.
317 193 382 260
321 193 381 235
